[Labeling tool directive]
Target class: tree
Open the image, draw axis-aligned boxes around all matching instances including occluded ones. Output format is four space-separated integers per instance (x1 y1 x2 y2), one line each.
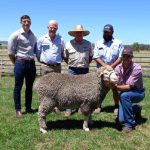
132 42 140 51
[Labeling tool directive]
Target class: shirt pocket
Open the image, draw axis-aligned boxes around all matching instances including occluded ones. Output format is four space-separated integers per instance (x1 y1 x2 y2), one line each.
18 38 30 48
42 44 50 51
54 44 62 53
68 49 77 59
81 48 89 58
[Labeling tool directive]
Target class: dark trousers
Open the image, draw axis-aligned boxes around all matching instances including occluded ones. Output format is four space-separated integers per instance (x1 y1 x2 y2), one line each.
14 60 36 111
68 67 89 75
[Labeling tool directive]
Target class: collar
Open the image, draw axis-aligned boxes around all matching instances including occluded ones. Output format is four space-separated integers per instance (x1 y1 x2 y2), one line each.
20 28 31 34
103 37 114 44
73 39 84 44
119 61 133 74
45 33 59 41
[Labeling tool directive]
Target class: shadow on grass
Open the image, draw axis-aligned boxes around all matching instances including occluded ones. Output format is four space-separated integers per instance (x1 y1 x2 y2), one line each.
22 108 38 114
135 116 147 125
46 119 118 131
46 112 147 131
101 105 114 113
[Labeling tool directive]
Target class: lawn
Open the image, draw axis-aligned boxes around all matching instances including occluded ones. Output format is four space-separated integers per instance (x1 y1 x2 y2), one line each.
0 76 150 150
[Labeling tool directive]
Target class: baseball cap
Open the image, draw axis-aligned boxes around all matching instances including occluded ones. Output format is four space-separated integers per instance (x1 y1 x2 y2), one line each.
103 24 114 32
123 48 133 57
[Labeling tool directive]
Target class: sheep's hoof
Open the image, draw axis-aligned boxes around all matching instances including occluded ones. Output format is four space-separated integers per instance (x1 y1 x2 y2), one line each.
83 127 90 132
40 128 47 134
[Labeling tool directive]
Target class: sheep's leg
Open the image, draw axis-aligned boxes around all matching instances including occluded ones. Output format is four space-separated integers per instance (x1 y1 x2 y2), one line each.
83 115 90 132
38 104 47 133
38 97 55 134
88 115 94 125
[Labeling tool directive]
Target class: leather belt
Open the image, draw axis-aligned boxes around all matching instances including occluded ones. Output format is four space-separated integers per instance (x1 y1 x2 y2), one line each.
69 66 88 70
42 62 60 67
16 57 34 63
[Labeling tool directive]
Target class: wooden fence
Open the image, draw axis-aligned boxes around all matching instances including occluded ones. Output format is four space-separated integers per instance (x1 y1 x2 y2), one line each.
0 54 150 77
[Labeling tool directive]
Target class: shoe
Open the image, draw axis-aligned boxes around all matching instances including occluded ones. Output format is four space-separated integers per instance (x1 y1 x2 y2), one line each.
16 111 23 118
135 105 142 119
94 107 101 113
115 117 125 128
53 107 61 114
122 126 134 134
25 108 36 113
114 107 118 116
64 111 71 117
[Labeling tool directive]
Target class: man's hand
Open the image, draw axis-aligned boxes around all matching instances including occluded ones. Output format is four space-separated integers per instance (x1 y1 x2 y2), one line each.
9 55 16 64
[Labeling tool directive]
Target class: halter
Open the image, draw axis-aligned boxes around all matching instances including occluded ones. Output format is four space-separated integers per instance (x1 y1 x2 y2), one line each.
108 70 115 83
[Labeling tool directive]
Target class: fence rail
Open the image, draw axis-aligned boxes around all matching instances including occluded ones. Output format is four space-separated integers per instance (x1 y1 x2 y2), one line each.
0 54 150 77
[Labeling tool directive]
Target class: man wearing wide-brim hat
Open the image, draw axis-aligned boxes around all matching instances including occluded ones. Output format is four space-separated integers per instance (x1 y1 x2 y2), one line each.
68 25 90 37
64 25 93 117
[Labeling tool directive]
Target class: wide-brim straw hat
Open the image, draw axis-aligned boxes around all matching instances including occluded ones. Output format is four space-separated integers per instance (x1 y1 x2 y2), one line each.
68 25 90 36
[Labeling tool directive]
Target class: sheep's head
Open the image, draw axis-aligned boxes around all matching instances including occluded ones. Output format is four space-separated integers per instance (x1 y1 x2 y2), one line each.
97 66 119 85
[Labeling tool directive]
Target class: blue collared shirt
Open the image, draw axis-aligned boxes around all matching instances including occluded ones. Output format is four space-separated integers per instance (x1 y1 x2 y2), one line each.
8 28 37 60
93 38 124 68
37 34 64 64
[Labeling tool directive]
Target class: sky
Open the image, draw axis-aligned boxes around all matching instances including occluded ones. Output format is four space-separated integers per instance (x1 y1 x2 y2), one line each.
0 0 150 45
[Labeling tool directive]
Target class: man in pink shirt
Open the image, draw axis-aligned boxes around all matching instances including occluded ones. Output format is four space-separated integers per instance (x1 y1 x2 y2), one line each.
110 48 145 133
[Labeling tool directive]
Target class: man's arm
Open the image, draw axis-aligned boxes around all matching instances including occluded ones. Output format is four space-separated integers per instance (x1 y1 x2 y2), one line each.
9 55 16 64
109 84 133 91
95 57 108 67
8 32 18 64
110 57 122 69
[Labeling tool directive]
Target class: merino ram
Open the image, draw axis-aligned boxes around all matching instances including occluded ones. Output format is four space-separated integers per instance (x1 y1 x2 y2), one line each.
35 66 119 133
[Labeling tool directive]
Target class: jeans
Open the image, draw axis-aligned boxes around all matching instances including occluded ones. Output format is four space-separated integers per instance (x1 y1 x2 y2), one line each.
68 67 89 75
119 89 145 128
14 60 36 111
66 67 89 113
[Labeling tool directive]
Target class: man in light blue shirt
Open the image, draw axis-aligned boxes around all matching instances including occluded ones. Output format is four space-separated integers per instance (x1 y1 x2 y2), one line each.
93 24 124 115
37 20 64 75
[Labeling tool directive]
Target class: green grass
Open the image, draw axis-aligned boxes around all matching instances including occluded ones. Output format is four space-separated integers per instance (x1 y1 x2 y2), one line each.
0 77 150 150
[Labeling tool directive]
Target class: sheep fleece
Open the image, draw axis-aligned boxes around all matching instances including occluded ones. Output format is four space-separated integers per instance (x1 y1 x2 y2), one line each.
35 72 109 116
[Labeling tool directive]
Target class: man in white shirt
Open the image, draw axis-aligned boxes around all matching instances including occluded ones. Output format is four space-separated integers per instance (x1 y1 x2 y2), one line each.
93 24 124 115
8 15 37 118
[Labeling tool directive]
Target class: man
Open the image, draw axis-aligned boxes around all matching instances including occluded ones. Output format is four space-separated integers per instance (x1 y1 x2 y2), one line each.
110 48 145 133
8 15 37 118
37 20 64 75
37 20 64 114
93 24 124 115
64 24 93 117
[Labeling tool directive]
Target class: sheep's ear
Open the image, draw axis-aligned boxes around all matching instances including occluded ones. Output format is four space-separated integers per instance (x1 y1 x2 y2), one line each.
97 66 113 78
97 67 105 78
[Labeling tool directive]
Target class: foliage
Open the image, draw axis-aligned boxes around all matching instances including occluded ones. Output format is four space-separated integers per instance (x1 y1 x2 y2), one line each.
125 43 150 51
132 42 140 51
